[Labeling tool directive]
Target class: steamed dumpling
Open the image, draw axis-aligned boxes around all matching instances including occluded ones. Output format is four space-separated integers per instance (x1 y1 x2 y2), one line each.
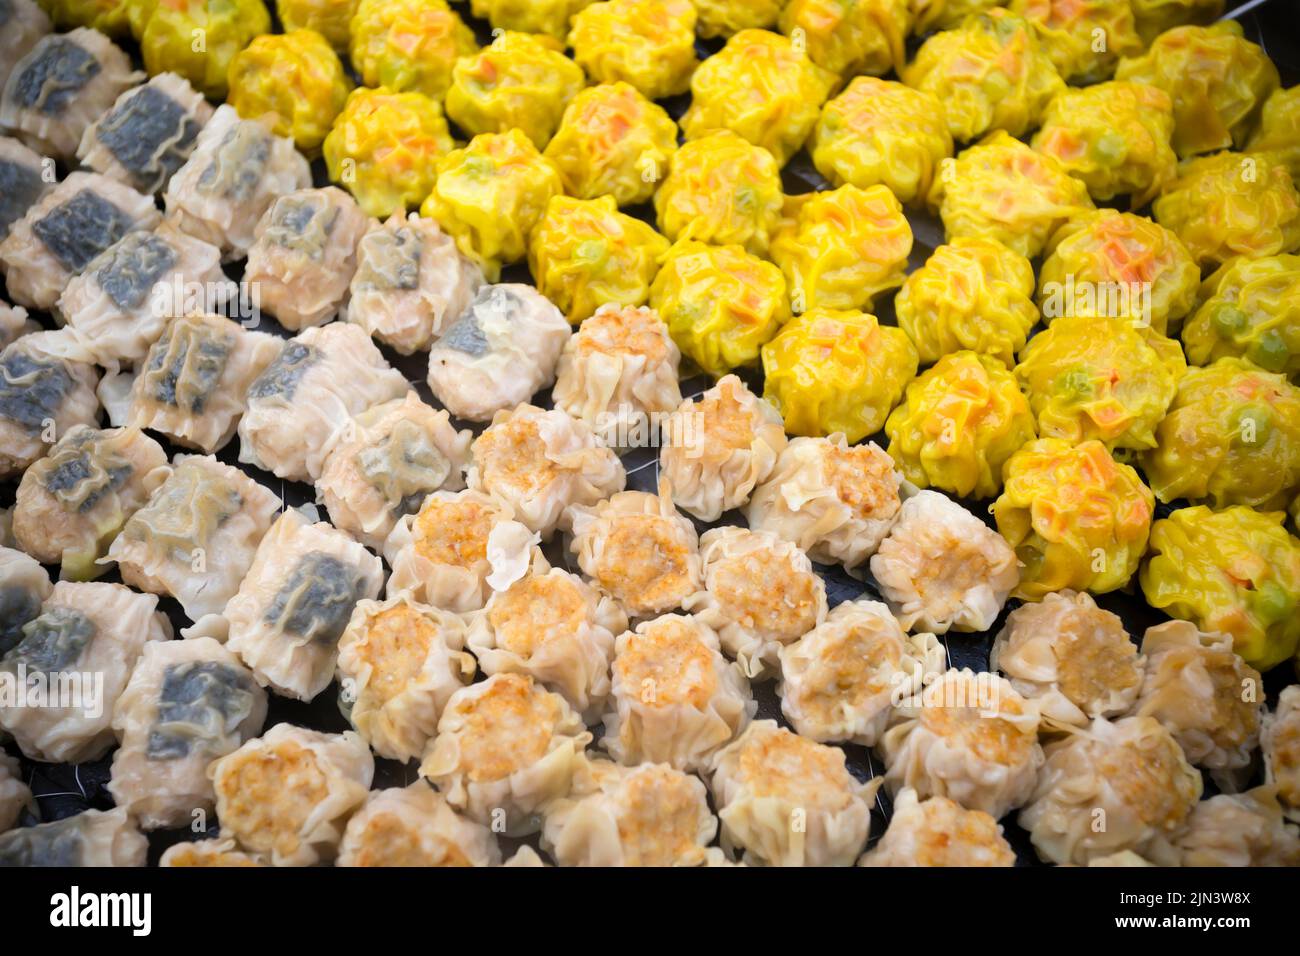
1174 787 1300 866
858 788 1015 867
0 807 146 866
0 546 52 657
0 136 54 241
0 330 100 479
337 783 502 867
1263 685 1300 822
0 752 31 833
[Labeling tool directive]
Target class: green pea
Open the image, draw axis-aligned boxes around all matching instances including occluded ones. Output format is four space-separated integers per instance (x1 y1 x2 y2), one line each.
1091 133 1127 166
1248 329 1289 372
1251 580 1294 624
1211 303 1248 338
575 239 606 263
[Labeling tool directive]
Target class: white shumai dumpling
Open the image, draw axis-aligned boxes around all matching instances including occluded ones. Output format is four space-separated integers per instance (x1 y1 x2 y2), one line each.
709 720 879 867
108 455 280 622
660 375 786 522
338 783 502 867
745 434 902 571
108 637 268 831
0 807 146 866
384 489 545 612
210 724 374 867
223 509 385 703
553 303 683 446
880 668 1044 819
1175 787 1300 867
58 222 230 364
238 323 409 483
467 560 626 719
870 491 1019 633
542 759 718 867
469 404 626 540
779 599 946 747
1263 686 1300 821
0 29 141 162
160 836 265 867
601 614 754 772
685 526 827 679
243 187 372 331
164 105 311 261
0 0 50 94
335 595 476 763
0 137 53 242
317 392 473 551
346 212 484 355
1087 850 1155 866
0 546 51 657
858 788 1015 867
0 330 100 479
0 172 160 311
1131 620 1263 773
419 673 592 836
990 590 1144 730
0 580 171 763
570 486 701 619
1018 715 1203 865
0 298 39 348
426 283 571 422
12 424 168 580
0 753 31 833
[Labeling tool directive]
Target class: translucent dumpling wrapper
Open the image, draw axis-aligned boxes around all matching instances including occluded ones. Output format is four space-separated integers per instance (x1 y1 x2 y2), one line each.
649 239 789 378
927 131 1095 259
12 424 168 580
685 526 827 680
0 546 52 658
419 672 591 836
1182 254 1300 377
1140 358 1300 510
911 0 1001 32
780 0 908 77
895 238 1037 368
0 752 31 832
569 0 698 100
778 599 944 746
762 308 917 444
709 719 878 867
1018 715 1203 865
163 104 312 261
0 299 38 350
317 393 472 551
0 171 160 310
322 87 455 220
243 186 371 331
1009 0 1142 83
349 0 478 99
426 283 571 422
990 590 1143 729
337 783 502 867
335 595 475 762
0 136 54 241
445 32 584 151
746 434 902 571
39 0 129 37
238 322 409 483
129 0 271 100
600 614 754 771
858 787 1015 867
0 0 51 93
469 0 594 39
1140 505 1300 672
1130 0 1223 44
0 807 146 866
421 130 563 282
0 580 171 762
1175 787 1300 867
658 374 786 523
680 29 835 168
0 28 140 161
0 330 100 479
544 82 679 208
1247 86 1300 181
690 0 780 37
223 508 384 702
994 438 1154 600
345 213 484 355
108 636 268 830
159 836 264 867
277 0 357 50
810 77 952 206
107 454 280 622
1263 686 1300 821
209 724 373 866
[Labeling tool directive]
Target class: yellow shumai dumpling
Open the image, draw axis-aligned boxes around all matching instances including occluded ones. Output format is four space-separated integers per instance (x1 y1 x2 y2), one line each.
43 0 128 34
469 0 593 38
420 130 563 282
770 185 912 314
1183 255 1300 378
1115 22 1279 159
779 0 910 77
902 9 1065 143
323 87 454 219
226 29 352 155
885 351 1036 500
690 0 781 37
1248 87 1300 181
680 29 837 167
762 308 916 444
1130 0 1223 44
1037 210 1200 337
277 0 358 51
895 237 1038 367
544 83 678 207
654 131 784 256
1009 0 1143 84
445 32 585 151
994 438 1155 600
568 0 698 101
811 77 952 205
911 0 1000 33
129 0 270 99
649 239 789 378
928 131 1095 259
528 195 670 324
348 0 478 99
1014 316 1186 455
1031 82 1178 205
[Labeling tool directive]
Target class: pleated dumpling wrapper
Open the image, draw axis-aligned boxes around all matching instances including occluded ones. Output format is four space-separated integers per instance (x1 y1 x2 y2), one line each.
0 0 51 94
691 0 781 37
569 0 698 100
159 837 263 867
0 330 100 479
129 0 271 100
0 136 54 241
1182 253 1300 377
1174 787 1300 866
1248 85 1300 180
0 546 52 658
1262 685 1300 821
780 0 909 77
337 783 502 867
0 751 31 833
1009 0 1142 84
0 298 38 349
349 0 478 99
858 787 1015 867
0 808 146 866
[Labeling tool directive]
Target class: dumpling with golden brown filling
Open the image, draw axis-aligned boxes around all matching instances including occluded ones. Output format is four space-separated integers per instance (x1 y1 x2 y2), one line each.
159 837 264 867
1174 787 1300 867
337 784 502 867
858 788 1015 867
